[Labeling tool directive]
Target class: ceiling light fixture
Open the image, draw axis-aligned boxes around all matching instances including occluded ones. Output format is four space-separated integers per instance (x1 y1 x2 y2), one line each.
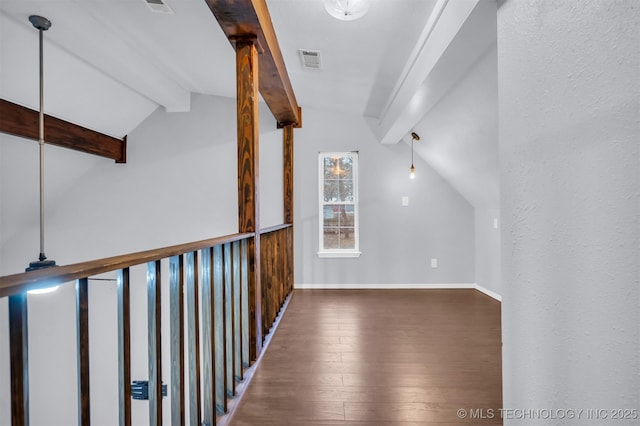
25 15 57 281
409 132 419 180
324 0 370 21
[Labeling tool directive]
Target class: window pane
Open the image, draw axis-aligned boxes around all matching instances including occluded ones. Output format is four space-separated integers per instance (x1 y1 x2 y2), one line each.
339 227 355 249
339 156 353 180
339 180 353 202
323 227 340 249
325 155 354 180
323 205 339 227
324 157 338 179
343 205 354 226
323 181 339 202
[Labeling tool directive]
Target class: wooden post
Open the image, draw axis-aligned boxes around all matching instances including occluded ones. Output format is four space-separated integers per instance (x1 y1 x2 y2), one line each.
147 260 162 426
236 37 262 360
76 278 91 426
201 248 216 426
117 268 132 426
169 255 185 426
8 292 29 426
223 243 235 397
185 252 201 426
283 124 294 225
240 240 250 369
232 241 243 381
213 245 226 414
283 124 295 295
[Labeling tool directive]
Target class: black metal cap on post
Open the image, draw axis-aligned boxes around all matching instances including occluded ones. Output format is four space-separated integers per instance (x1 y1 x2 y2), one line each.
26 259 57 272
28 15 51 31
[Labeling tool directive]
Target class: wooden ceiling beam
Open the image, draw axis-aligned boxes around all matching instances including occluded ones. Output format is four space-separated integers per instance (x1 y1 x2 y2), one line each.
0 99 127 163
204 0 301 127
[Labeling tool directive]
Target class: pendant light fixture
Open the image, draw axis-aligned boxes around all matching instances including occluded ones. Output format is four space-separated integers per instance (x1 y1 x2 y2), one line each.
324 0 370 21
26 15 57 273
409 132 419 180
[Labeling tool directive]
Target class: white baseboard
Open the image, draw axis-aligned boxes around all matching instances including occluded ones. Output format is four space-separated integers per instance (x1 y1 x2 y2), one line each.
294 282 502 301
474 284 502 301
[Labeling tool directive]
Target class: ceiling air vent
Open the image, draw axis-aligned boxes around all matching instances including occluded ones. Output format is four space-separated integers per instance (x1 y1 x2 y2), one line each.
144 0 174 14
299 49 322 70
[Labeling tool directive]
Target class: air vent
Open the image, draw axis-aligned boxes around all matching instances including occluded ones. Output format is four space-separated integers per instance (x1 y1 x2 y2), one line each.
299 49 322 70
144 0 174 14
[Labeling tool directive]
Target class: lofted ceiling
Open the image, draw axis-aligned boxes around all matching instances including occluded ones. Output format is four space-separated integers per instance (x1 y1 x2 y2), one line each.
0 0 498 208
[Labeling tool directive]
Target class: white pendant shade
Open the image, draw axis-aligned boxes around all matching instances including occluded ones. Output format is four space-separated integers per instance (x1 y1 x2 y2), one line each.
324 0 370 21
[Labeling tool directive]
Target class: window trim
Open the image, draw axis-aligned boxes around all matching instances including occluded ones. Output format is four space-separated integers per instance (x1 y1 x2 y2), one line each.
317 151 361 258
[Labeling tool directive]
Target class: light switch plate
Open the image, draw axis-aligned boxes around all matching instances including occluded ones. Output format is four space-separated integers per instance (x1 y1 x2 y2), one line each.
402 196 409 206
431 258 438 268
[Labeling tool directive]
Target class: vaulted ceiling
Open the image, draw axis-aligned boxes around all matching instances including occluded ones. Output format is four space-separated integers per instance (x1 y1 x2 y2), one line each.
0 0 498 209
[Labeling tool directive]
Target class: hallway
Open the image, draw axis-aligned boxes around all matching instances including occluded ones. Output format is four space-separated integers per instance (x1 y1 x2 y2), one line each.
230 289 503 425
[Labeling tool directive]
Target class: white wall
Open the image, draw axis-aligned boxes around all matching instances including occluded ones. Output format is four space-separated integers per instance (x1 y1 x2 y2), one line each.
409 40 501 296
0 93 283 426
499 1 639 424
412 44 499 210
475 208 501 297
294 106 475 286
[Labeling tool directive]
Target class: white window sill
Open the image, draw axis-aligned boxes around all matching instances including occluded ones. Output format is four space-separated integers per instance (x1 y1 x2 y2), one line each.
317 251 362 258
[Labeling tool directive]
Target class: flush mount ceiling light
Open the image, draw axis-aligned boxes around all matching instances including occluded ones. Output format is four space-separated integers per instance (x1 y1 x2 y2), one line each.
324 0 370 21
409 132 420 180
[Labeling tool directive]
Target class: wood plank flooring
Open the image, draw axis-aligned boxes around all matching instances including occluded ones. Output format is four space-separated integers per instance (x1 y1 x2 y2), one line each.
229 289 503 425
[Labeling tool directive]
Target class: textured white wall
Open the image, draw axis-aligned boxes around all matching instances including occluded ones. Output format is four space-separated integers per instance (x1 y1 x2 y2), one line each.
0 93 283 426
475 208 501 297
499 1 639 424
294 106 475 286
412 42 499 211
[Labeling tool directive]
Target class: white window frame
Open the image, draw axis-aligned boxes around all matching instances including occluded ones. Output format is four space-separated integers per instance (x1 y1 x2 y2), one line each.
317 152 361 258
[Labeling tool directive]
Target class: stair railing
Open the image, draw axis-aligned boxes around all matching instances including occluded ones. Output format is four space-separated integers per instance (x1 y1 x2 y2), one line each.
0 225 293 426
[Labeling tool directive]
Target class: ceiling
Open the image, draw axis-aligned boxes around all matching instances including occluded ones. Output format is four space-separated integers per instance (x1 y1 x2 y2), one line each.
0 0 498 209
267 0 437 118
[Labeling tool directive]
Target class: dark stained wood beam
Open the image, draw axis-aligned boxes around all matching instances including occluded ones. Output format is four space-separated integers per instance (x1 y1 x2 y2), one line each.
204 0 301 127
0 99 127 163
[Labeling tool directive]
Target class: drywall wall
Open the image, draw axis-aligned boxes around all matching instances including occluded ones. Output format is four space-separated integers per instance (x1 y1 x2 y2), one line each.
412 45 498 211
0 94 282 275
475 208 501 297
408 40 501 297
0 93 283 426
499 1 639 424
294 106 475 286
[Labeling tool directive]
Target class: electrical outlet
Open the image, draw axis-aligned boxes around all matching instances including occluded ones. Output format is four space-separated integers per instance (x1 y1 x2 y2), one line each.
402 196 409 206
431 258 438 268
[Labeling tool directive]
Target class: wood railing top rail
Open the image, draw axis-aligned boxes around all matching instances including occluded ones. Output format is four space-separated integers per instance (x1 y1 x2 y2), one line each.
259 223 291 235
0 232 255 298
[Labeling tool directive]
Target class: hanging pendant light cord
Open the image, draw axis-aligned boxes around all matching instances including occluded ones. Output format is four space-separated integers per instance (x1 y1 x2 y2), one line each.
412 137 415 168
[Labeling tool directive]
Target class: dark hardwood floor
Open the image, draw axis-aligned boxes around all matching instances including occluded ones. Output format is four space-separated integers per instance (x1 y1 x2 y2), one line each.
230 289 503 425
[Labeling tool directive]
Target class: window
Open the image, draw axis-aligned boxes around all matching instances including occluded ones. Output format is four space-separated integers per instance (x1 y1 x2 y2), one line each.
318 152 360 257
